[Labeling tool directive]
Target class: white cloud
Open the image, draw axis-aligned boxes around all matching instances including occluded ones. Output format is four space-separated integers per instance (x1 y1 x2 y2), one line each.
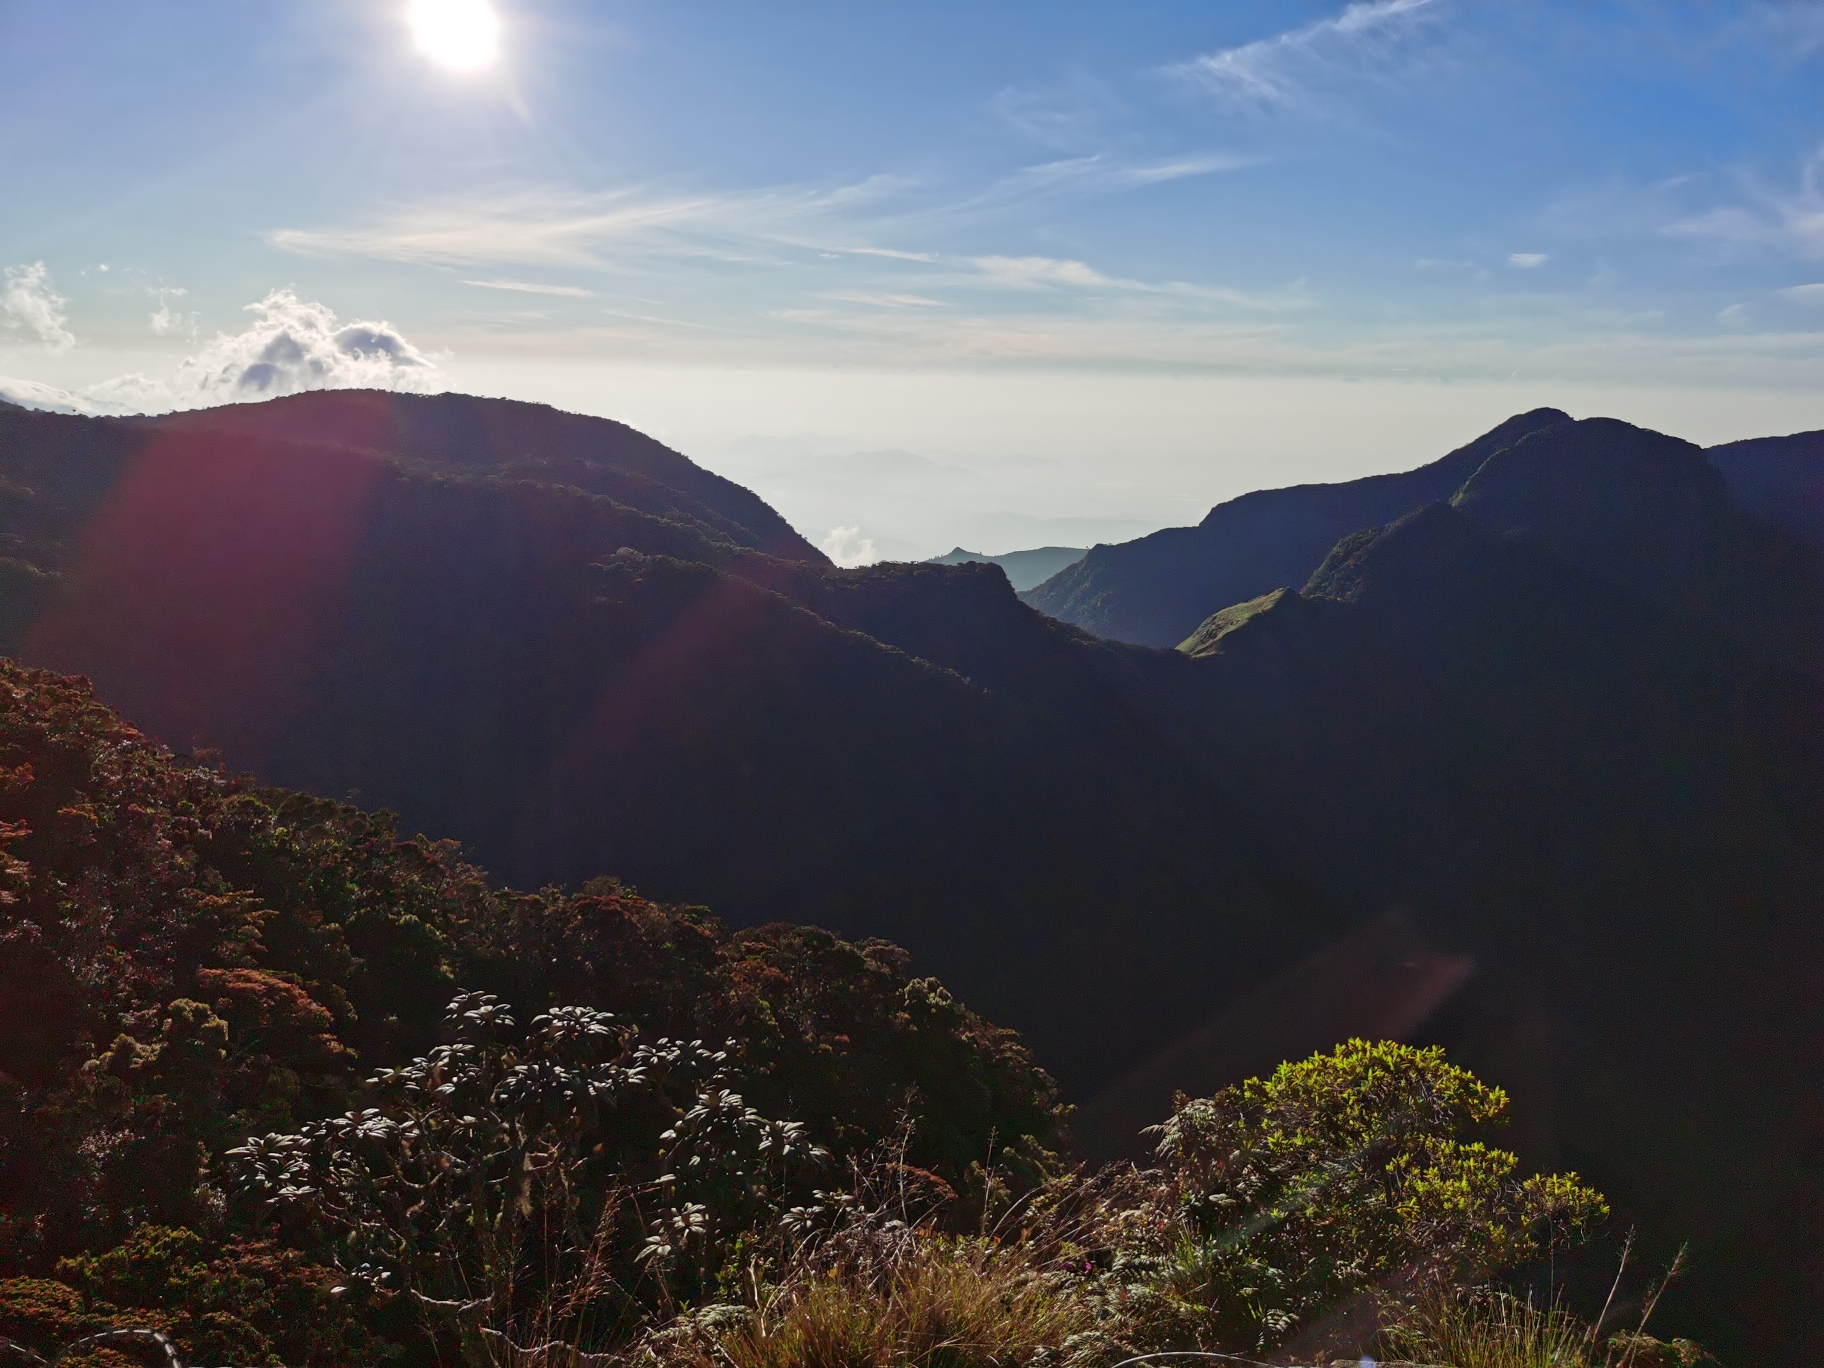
847 246 939 263
971 255 1113 289
0 289 440 416
1175 0 1439 111
0 374 88 413
1508 253 1548 268
824 291 944 308
169 290 437 404
462 278 597 297
820 525 879 567
149 285 192 336
984 154 1247 198
958 254 1302 311
1781 283 1824 302
2 262 75 351
271 187 765 268
1119 154 1254 184
270 155 1250 280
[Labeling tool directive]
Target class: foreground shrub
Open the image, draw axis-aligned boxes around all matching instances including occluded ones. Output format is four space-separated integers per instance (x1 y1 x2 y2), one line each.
1037 1040 1608 1357
229 992 829 1367
0 1227 390 1368
0 662 1065 1280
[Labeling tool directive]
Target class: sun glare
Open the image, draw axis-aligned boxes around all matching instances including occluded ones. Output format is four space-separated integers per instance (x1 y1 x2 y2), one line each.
408 0 501 73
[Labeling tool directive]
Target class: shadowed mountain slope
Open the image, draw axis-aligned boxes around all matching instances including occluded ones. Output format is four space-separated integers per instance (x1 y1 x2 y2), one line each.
142 390 826 562
1452 418 1824 676
1 394 1819 1356
1707 427 1824 551
1139 478 1824 1363
0 394 1333 1097
1020 407 1571 646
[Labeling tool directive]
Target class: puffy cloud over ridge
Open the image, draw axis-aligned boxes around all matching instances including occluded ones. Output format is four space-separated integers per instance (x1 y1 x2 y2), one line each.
0 288 441 417
175 289 437 402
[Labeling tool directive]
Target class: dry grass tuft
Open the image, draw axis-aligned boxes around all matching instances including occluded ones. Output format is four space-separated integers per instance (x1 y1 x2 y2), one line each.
1380 1287 1591 1368
654 1235 1102 1368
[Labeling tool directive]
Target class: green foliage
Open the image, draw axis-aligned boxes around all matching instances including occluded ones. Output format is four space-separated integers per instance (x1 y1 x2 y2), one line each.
0 1226 391 1368
1047 1041 1606 1356
0 1277 111 1350
0 662 1651 1368
0 661 1064 1365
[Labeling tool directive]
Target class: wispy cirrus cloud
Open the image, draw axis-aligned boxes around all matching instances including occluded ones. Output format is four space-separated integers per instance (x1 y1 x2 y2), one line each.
992 72 1129 151
1173 0 1440 113
953 153 1250 215
463 278 597 297
823 291 945 308
1664 147 1824 259
271 188 730 268
964 254 1306 310
270 153 1249 277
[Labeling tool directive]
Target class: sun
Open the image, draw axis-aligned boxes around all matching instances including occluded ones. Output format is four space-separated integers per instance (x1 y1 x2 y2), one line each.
408 0 501 73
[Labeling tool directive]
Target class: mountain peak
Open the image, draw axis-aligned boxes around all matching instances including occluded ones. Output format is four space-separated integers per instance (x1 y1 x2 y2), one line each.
1453 417 1727 591
1023 408 1571 647
137 389 827 565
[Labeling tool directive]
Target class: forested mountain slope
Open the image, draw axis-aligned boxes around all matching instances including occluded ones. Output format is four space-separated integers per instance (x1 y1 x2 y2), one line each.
0 393 1334 1097
0 660 1066 1366
1 393 1820 1357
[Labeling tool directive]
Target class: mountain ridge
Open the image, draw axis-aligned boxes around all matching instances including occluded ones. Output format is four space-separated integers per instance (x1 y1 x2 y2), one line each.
1020 407 1572 646
0 391 1820 1356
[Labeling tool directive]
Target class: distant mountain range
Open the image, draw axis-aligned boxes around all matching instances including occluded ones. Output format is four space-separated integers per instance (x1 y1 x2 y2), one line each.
0 390 1819 1359
923 544 1087 591
0 391 1336 1099
1023 408 1824 652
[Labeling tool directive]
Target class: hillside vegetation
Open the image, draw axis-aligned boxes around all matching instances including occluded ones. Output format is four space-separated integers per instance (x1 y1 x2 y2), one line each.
0 393 1819 1359
0 662 1647 1368
0 392 1334 1100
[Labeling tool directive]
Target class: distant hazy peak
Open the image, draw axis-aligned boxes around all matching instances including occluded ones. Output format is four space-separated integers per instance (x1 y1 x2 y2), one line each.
924 544 1088 592
1191 406 1572 529
1023 407 1573 647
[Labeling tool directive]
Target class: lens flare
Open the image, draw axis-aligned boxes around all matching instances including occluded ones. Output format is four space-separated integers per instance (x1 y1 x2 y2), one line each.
408 0 501 73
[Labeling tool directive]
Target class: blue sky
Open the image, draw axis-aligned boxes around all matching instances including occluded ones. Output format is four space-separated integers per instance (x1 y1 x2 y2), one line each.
5 1 1824 559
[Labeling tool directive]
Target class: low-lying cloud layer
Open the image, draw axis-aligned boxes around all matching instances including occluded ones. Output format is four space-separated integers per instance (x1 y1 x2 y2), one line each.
0 287 440 416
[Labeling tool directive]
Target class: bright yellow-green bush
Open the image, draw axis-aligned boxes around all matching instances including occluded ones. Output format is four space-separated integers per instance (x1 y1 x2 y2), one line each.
1047 1041 1607 1357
